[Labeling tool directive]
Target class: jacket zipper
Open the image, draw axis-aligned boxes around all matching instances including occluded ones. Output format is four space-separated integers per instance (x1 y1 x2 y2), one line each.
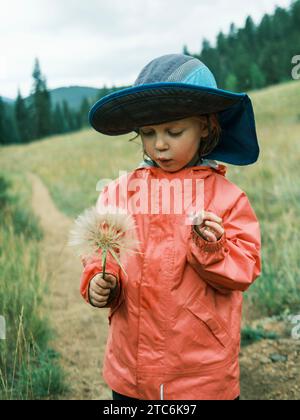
160 384 164 400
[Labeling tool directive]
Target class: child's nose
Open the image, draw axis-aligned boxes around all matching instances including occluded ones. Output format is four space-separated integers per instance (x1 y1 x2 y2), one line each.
155 136 169 150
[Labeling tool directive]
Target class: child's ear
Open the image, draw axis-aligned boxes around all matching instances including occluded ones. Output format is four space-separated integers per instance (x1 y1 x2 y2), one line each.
200 114 220 139
199 116 209 139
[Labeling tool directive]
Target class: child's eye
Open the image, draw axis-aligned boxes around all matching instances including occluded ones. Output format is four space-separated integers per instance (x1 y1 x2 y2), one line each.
141 131 153 137
169 131 183 137
140 130 183 137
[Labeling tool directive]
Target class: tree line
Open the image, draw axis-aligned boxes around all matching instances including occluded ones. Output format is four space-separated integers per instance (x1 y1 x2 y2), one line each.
184 0 300 91
0 59 121 145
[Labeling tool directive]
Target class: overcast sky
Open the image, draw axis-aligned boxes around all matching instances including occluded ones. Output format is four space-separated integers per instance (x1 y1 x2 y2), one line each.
0 0 293 99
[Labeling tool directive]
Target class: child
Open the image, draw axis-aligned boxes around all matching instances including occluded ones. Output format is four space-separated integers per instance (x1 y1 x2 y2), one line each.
80 54 261 400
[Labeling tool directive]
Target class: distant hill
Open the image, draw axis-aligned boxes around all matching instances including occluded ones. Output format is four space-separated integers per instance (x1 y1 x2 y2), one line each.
1 85 124 112
1 96 14 104
50 86 100 111
1 86 101 110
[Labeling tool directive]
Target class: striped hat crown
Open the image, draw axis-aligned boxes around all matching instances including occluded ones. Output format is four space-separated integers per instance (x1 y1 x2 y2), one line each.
134 54 217 89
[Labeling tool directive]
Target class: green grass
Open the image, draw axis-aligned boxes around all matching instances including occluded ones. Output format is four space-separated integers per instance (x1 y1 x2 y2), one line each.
0 80 300 321
0 172 67 400
241 326 279 347
0 129 142 218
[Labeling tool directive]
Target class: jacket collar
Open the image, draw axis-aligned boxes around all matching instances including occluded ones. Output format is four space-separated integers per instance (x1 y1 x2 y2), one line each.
136 156 227 176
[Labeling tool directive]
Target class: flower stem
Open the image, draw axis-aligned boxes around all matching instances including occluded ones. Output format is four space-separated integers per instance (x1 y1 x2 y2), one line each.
102 249 107 277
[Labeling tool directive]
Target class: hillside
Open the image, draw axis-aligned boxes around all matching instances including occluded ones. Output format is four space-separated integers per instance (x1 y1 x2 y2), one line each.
1 96 14 104
50 86 99 110
1 84 129 112
1 86 100 111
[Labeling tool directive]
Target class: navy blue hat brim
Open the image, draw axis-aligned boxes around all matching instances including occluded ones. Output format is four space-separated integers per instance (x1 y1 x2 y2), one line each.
208 95 260 165
89 82 259 166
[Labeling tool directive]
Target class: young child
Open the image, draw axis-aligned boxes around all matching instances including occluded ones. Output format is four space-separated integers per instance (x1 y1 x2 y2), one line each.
80 54 261 401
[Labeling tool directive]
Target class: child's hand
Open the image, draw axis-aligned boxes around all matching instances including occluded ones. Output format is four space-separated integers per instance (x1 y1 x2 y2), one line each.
193 211 224 242
88 273 118 308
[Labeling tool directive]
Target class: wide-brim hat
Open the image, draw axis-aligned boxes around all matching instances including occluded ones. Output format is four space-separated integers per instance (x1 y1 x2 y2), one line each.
89 54 259 166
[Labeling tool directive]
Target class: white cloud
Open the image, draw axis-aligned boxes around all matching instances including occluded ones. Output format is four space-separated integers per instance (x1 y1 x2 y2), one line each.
0 0 293 98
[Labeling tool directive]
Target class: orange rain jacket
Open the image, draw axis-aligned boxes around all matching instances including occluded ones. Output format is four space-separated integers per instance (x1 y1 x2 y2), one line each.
80 163 262 400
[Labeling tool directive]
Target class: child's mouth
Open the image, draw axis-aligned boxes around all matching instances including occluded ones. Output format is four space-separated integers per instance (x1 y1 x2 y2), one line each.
157 159 173 165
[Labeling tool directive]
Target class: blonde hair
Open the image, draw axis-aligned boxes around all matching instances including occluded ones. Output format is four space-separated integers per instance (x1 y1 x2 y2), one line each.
128 113 222 160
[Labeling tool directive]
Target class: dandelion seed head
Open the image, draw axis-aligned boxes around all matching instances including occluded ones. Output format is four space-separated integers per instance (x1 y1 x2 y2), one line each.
68 205 141 262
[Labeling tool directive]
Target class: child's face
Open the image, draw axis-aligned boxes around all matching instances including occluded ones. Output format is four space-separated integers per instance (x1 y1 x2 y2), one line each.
140 116 209 172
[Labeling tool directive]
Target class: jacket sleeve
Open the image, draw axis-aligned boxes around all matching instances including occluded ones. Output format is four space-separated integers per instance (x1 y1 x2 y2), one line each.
79 183 123 309
186 191 262 293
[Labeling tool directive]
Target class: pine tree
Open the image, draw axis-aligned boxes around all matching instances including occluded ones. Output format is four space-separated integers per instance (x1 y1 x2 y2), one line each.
250 64 266 89
216 32 230 87
231 43 252 91
62 100 75 132
200 39 220 83
0 97 19 145
74 112 82 131
30 58 53 139
292 0 300 25
227 24 238 56
15 90 32 143
52 103 65 134
79 97 90 127
183 44 191 56
244 16 256 51
191 0 300 91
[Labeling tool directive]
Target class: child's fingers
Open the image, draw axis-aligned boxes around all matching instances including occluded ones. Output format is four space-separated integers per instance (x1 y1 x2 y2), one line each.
93 274 115 289
204 229 217 241
198 226 218 242
89 274 118 307
204 220 224 237
102 273 118 289
90 289 107 303
203 211 223 224
98 272 117 282
90 291 109 307
95 278 111 290
104 273 117 285
90 282 110 296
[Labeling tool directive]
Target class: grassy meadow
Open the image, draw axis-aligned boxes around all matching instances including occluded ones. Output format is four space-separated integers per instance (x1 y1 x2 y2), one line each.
0 172 67 399
0 80 300 397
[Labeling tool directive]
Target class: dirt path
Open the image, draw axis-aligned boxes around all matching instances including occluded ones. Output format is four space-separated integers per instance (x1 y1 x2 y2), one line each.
28 172 300 400
240 318 300 400
28 172 111 400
